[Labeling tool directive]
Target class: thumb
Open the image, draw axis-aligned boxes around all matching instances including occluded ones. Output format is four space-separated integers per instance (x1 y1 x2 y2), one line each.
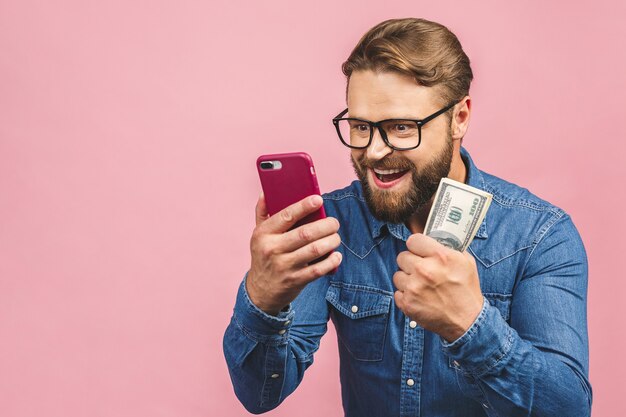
255 192 270 226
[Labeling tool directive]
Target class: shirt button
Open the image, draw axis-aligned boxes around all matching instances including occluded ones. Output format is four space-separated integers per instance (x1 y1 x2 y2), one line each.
351 305 359 313
406 379 415 386
482 403 489 409
283 320 291 326
453 360 460 367
271 373 280 379
409 321 417 328
278 329 286 335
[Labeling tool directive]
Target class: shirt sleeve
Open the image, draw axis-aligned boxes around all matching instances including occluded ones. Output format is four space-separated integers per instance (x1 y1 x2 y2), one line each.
440 213 592 417
223 273 331 414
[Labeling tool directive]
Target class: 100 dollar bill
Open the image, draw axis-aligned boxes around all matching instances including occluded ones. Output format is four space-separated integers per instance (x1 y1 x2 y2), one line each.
424 178 492 252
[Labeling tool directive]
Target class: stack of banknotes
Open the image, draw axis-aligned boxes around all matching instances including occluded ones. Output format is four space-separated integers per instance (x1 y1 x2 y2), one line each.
424 178 492 252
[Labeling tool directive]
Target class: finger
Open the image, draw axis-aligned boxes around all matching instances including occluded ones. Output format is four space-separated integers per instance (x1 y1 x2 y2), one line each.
290 251 343 285
278 217 340 252
261 195 324 234
255 192 270 226
392 270 411 292
394 290 406 311
287 232 341 266
406 233 447 257
396 250 420 274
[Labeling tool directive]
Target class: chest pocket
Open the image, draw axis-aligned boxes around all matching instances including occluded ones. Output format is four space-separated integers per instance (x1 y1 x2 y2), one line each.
325 283 392 362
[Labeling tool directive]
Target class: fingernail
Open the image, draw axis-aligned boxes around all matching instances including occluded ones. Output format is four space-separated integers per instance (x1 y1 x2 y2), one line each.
310 195 322 207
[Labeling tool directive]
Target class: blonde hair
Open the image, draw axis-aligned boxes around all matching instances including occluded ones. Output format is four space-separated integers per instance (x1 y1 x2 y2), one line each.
342 18 473 106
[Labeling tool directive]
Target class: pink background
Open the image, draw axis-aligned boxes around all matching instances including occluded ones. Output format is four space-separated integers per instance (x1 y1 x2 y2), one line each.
1 1 624 416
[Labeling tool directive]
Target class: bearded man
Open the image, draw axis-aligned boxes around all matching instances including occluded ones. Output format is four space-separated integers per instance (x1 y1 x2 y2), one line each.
223 18 592 417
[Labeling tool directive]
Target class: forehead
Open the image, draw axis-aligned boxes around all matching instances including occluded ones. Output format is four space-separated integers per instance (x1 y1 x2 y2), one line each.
347 70 440 120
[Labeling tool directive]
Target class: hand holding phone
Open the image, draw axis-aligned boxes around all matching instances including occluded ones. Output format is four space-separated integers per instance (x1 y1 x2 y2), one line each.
246 153 343 315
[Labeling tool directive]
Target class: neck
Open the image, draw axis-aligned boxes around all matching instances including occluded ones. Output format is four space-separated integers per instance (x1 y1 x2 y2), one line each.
405 147 467 234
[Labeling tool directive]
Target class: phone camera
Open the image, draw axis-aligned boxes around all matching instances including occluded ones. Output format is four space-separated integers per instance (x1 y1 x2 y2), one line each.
260 161 274 170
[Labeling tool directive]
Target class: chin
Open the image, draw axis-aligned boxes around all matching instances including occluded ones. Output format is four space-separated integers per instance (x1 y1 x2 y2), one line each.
362 177 420 224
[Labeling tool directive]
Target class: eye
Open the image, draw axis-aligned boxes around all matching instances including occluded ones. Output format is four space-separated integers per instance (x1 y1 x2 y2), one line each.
394 124 410 131
387 121 418 136
349 121 370 132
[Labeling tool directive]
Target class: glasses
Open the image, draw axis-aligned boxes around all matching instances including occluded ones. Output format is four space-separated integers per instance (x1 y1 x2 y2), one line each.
332 101 458 151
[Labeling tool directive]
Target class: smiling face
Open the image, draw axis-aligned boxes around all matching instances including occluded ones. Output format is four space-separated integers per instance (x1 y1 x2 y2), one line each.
347 70 463 224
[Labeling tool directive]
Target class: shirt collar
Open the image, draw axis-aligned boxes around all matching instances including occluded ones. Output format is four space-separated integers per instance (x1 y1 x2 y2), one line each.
366 146 489 241
461 146 488 239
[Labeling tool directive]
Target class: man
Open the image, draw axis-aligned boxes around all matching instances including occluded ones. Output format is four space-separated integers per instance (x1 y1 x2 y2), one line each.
223 18 592 416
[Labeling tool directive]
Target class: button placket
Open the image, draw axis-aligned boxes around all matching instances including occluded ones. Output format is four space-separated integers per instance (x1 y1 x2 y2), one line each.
400 315 423 416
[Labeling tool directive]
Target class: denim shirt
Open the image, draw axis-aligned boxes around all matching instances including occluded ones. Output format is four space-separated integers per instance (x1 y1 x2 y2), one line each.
223 147 592 417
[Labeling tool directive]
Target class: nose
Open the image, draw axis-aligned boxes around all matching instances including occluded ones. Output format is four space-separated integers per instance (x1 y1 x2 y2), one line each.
366 126 393 161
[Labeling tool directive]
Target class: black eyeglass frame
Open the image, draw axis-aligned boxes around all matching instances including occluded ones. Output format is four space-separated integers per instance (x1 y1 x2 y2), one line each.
332 101 458 151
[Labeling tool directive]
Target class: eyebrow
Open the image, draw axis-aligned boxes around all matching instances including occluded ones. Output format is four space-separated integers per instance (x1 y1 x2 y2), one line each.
349 114 422 121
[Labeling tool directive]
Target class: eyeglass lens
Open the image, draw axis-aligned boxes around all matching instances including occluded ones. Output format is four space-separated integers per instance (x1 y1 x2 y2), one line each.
336 119 420 149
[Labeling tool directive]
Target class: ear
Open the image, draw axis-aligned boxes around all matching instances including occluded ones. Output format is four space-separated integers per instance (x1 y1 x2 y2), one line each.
451 96 471 141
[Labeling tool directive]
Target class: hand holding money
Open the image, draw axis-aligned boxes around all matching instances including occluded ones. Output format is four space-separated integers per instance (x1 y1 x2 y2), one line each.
393 233 484 342
392 178 492 341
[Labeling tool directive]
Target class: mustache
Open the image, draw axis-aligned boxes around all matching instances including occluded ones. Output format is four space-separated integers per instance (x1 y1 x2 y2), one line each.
356 155 415 171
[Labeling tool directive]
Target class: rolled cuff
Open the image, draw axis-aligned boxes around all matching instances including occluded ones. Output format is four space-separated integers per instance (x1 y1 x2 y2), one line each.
231 275 295 345
440 297 515 377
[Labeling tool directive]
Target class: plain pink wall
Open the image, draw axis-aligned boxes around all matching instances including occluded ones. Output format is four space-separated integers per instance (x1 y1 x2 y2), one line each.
1 0 624 416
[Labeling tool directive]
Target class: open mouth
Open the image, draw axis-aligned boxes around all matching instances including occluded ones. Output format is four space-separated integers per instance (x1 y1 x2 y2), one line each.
373 168 410 183
369 167 410 189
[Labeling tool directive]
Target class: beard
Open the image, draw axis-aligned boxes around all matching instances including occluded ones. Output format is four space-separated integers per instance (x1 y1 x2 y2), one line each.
351 134 454 224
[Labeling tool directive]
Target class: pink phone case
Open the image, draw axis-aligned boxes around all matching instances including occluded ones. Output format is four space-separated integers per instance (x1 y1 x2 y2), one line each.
257 152 326 229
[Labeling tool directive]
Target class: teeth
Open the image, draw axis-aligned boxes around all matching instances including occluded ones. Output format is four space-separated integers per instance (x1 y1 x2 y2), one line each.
373 168 406 175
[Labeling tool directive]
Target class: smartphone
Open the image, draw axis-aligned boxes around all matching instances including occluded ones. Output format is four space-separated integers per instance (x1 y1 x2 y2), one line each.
257 152 326 229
